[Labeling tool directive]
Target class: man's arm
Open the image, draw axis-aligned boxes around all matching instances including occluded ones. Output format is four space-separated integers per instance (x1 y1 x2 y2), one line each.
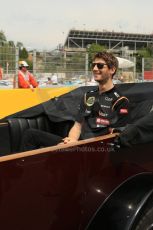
62 121 82 144
110 96 129 132
61 93 86 144
29 73 39 88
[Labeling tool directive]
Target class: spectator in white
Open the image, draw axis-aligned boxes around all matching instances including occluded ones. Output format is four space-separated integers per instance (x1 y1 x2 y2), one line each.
51 73 58 85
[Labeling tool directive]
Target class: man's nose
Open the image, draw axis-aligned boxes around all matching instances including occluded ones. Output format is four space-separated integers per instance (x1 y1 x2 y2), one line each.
93 64 98 70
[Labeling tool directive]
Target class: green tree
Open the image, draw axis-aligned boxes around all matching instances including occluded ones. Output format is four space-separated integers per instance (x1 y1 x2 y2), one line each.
0 44 16 73
19 47 28 59
16 42 28 59
17 44 30 69
87 43 107 67
16 42 23 49
8 41 15 47
146 44 153 57
0 30 7 45
136 46 153 72
138 48 150 58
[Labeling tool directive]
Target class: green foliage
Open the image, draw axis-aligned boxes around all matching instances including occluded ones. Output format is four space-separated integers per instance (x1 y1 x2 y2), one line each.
87 43 107 68
135 45 153 72
0 45 16 73
16 42 23 49
146 45 153 57
138 48 150 58
87 43 106 56
8 41 15 47
0 30 7 43
19 47 28 59
135 54 142 73
18 46 30 69
0 31 30 72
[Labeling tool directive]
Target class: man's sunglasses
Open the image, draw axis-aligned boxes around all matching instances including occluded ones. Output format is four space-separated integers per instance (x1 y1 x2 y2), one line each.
92 63 107 69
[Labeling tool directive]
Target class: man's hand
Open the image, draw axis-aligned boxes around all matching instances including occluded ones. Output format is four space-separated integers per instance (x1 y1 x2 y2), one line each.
62 137 78 144
30 85 34 92
57 121 81 145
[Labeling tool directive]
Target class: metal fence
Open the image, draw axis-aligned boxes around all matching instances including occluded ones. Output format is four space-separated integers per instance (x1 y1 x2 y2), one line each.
33 50 92 86
1 46 153 88
0 46 18 88
0 48 93 88
0 46 18 75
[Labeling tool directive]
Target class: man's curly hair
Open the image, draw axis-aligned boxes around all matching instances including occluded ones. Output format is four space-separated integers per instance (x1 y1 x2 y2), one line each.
93 51 118 77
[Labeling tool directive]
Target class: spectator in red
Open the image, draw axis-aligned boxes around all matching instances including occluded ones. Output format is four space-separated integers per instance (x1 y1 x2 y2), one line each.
0 65 3 80
18 61 38 89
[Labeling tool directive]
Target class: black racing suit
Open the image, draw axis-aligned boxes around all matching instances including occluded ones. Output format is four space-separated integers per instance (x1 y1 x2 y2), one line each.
21 86 129 151
75 86 129 139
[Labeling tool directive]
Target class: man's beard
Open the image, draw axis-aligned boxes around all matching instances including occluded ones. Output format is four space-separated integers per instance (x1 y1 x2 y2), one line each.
94 73 110 85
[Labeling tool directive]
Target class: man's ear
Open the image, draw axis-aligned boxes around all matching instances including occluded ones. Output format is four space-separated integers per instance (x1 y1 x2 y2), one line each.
110 66 116 75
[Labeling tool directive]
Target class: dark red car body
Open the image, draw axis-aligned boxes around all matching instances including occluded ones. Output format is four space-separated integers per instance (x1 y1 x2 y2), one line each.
1 83 153 229
0 134 153 230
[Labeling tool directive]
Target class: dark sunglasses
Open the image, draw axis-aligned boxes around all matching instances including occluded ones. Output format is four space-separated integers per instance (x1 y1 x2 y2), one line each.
92 63 107 69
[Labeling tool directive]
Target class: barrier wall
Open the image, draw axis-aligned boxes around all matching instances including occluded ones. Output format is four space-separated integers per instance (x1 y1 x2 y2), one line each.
0 86 76 119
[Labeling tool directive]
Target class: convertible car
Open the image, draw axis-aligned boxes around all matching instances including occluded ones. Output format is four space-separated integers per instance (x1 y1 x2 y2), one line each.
0 82 153 230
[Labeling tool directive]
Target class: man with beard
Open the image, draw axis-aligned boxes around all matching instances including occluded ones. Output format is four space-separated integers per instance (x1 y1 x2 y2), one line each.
67 51 129 140
21 51 129 151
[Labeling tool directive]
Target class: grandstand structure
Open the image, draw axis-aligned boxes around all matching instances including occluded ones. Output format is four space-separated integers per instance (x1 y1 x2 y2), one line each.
64 29 153 53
